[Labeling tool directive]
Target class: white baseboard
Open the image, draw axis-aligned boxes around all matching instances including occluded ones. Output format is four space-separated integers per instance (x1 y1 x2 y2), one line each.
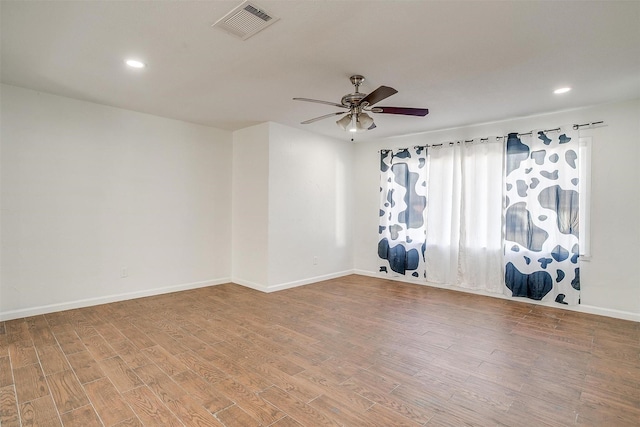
575 305 640 322
231 278 269 293
263 270 355 293
0 278 230 321
5 271 635 323
353 269 640 322
232 270 355 293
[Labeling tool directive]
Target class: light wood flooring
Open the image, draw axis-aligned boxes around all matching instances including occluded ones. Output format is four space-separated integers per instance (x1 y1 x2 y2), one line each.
0 275 638 426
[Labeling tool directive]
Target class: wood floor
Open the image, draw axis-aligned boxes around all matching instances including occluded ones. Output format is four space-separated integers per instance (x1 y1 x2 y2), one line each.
0 275 638 427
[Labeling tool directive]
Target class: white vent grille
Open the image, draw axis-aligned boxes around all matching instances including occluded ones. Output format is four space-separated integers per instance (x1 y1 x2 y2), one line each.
212 1 279 40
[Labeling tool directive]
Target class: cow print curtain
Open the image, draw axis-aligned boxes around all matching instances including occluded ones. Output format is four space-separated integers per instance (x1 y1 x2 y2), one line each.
503 129 580 305
378 147 428 278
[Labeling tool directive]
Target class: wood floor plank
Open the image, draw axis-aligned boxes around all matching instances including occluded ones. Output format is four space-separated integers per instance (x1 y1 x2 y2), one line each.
134 363 224 426
0 338 8 359
216 377 286 425
122 385 182 427
73 325 99 340
260 386 340 427
214 404 261 427
365 403 424 427
373 360 458 402
293 368 375 413
37 345 71 376
196 343 272 392
309 393 375 427
579 390 640 423
118 327 156 350
93 322 128 344
140 345 188 377
0 385 20 427
583 373 640 407
28 324 58 347
507 395 579 427
112 416 144 427
389 383 450 416
133 361 175 389
341 369 435 424
576 401 640 426
66 351 105 384
173 350 227 385
13 363 49 403
342 368 400 395
269 416 305 427
0 357 13 387
180 327 226 347
171 369 234 414
5 320 30 344
215 338 305 377
59 405 102 426
80 333 117 361
143 330 188 355
19 394 61 427
53 331 86 356
83 377 135 426
453 374 518 412
177 395 229 426
518 370 583 406
46 370 89 414
98 355 143 393
252 362 323 403
110 338 152 370
8 340 39 368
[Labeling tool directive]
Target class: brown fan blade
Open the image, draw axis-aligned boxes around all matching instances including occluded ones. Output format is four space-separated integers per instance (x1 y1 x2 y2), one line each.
359 86 398 106
293 98 347 109
301 112 345 124
374 107 429 116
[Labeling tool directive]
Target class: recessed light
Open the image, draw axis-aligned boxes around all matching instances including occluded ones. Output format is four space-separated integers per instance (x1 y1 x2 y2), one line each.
125 59 146 69
554 87 571 94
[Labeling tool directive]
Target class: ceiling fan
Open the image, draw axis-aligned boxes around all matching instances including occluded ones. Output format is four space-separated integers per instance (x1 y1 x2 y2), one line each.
293 75 429 133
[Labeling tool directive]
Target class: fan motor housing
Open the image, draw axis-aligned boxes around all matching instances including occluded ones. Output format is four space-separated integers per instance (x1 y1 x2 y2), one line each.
341 92 366 107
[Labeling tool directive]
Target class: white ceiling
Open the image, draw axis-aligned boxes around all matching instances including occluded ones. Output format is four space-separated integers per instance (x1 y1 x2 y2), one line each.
2 1 639 141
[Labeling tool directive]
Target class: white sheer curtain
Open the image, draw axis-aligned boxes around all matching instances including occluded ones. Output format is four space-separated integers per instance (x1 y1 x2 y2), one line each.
425 139 504 292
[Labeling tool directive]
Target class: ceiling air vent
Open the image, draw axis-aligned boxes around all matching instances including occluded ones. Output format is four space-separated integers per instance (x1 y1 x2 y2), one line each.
212 1 279 40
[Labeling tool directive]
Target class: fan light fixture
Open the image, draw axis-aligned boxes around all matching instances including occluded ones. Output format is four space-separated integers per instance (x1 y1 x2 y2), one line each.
348 114 358 133
336 114 352 130
337 112 375 132
358 112 374 129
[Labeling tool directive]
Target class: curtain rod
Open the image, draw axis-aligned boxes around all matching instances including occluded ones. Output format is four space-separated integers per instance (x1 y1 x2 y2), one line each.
379 121 604 152
515 127 560 137
573 121 604 129
515 121 604 137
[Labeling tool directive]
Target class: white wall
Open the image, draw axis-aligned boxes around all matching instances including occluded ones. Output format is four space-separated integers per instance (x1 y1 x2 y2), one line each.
267 123 353 290
231 123 270 288
0 84 232 320
353 98 640 318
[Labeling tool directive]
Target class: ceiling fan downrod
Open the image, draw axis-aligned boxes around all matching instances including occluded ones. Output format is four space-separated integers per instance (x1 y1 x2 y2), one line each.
350 75 365 91
342 75 367 108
